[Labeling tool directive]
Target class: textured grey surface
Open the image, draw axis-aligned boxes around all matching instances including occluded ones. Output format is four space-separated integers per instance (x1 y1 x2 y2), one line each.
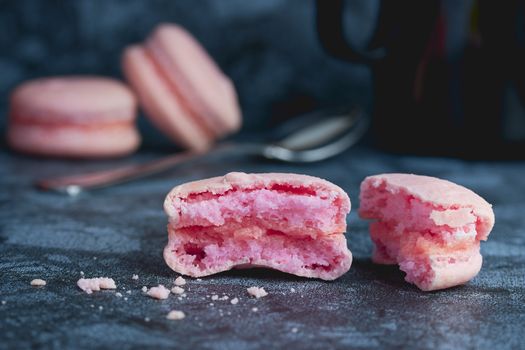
1 148 524 350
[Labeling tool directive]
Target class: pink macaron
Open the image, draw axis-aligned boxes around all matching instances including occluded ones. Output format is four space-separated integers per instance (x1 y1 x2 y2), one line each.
122 24 241 150
359 173 495 291
7 76 140 158
163 172 352 280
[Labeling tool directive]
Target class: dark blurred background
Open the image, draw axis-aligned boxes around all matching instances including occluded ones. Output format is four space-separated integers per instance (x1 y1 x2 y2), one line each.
1 0 525 158
0 0 374 146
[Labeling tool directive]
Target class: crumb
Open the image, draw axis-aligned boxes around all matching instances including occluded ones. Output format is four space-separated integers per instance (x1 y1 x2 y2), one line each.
247 287 268 299
174 276 186 286
132 274 139 280
115 292 123 297
98 306 103 310
209 303 214 306
90 304 94 308
77 277 116 294
211 295 219 301
126 290 132 294
220 296 229 301
290 288 296 293
196 278 202 282
171 286 184 294
142 286 148 293
1 301 6 305
30 279 46 287
124 297 128 301
181 293 187 298
252 307 258 312
166 310 185 320
178 297 182 301
147 285 170 300
230 298 239 305
227 311 231 315
80 271 85 276
291 328 298 333
93 257 97 260
144 317 150 322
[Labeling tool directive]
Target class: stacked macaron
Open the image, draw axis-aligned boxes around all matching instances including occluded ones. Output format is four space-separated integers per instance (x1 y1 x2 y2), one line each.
6 24 241 158
122 24 241 151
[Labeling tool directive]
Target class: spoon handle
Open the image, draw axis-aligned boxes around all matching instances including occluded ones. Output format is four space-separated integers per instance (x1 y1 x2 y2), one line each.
36 143 264 194
35 150 205 194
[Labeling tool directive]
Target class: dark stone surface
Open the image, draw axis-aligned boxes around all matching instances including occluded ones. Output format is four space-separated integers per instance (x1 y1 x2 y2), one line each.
1 147 524 349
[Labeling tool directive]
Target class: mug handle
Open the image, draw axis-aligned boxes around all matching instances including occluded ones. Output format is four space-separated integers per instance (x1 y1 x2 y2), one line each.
315 0 386 63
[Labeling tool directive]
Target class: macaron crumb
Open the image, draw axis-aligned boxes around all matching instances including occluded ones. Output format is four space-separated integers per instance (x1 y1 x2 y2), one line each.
141 286 148 293
77 277 116 294
144 317 151 322
30 279 46 287
171 286 184 294
230 298 239 305
115 292 123 298
1 301 6 305
166 310 185 320
251 307 258 312
132 274 139 280
290 288 296 293
291 328 298 333
147 285 170 300
174 276 186 286
247 287 268 298
211 295 219 301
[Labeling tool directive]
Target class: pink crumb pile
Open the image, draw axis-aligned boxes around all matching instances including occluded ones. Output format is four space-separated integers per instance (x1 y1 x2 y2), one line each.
359 173 495 291
247 287 268 298
163 172 353 280
147 285 171 300
77 277 117 294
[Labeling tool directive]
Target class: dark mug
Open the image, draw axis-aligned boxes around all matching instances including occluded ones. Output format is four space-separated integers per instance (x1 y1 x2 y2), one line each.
317 0 525 159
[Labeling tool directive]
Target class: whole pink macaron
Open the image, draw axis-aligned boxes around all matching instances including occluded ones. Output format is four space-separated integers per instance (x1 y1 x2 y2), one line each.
7 76 140 158
122 24 241 151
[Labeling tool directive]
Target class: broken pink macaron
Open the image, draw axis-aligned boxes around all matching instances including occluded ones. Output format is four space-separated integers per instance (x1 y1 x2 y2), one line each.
7 76 140 158
163 172 352 280
122 24 241 150
359 173 495 291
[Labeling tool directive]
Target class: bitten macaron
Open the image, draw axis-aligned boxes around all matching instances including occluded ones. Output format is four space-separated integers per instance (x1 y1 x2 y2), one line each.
7 76 140 158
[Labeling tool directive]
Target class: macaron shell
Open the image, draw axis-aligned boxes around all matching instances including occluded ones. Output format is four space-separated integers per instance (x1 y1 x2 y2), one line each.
361 173 495 240
7 123 140 158
122 45 211 150
146 24 241 137
164 172 351 228
9 77 137 124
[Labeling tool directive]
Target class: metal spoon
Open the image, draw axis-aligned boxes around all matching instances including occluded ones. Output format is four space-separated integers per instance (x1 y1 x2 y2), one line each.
36 107 368 195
